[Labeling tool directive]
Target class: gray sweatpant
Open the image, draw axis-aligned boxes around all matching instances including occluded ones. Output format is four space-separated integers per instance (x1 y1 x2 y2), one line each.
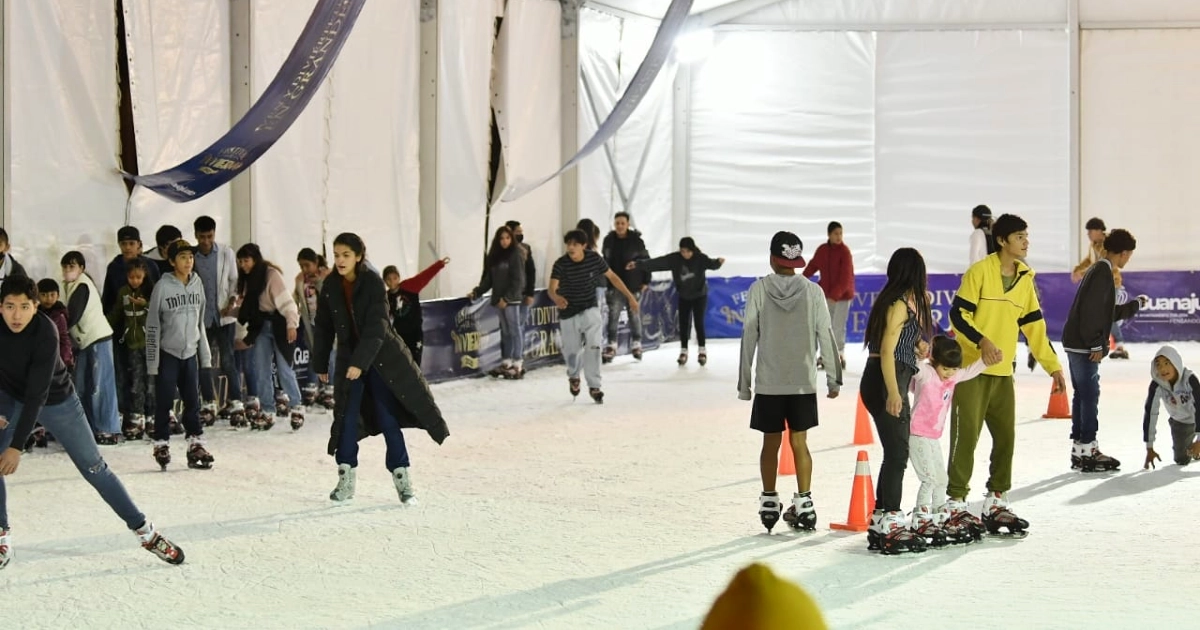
560 306 603 389
1169 419 1197 465
826 299 851 354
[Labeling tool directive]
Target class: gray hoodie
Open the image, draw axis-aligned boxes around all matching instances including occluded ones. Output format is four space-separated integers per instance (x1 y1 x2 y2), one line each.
739 273 842 399
146 272 212 376
1143 345 1200 448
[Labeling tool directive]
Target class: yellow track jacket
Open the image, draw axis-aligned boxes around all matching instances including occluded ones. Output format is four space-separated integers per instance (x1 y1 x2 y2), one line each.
950 254 1062 377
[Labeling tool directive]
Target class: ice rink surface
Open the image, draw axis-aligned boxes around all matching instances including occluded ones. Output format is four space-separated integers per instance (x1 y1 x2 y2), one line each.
2 340 1197 629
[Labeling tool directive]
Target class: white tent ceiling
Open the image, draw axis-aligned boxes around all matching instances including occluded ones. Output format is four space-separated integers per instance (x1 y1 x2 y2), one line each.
587 0 742 19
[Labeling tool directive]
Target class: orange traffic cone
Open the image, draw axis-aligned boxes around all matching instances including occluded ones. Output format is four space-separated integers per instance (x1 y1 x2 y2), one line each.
1043 383 1071 419
1109 335 1116 351
852 394 873 445
778 424 796 475
830 450 875 532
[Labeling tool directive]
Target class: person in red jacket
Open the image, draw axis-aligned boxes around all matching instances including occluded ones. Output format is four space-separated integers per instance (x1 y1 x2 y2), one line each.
383 257 450 368
803 222 855 370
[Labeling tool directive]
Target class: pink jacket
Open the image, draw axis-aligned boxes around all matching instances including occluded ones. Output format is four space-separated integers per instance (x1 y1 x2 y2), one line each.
909 359 987 439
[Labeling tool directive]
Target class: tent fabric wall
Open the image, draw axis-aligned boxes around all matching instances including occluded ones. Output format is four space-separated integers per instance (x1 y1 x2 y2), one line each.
490 0 563 289
5 0 130 284
1081 29 1200 272
730 0 1067 26
688 31 876 278
577 8 623 236
124 0 232 247
436 2 500 297
1080 0 1200 23
874 30 1070 274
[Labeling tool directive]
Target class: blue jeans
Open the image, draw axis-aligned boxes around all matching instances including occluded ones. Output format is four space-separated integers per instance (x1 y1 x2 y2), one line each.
154 353 203 441
498 304 524 362
74 339 121 434
246 319 302 412
606 288 643 344
1068 352 1101 443
335 369 410 471
0 391 145 531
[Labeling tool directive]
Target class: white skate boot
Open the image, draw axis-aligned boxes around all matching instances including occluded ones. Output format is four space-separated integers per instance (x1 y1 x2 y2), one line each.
758 492 782 533
781 492 817 531
868 510 927 555
392 467 418 505
329 464 356 502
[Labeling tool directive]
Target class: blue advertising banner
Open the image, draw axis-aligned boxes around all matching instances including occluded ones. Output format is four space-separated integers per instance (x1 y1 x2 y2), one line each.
129 0 366 202
704 271 1200 345
420 280 679 384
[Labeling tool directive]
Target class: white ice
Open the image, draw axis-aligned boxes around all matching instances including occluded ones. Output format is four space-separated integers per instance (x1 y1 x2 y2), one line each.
2 340 1197 629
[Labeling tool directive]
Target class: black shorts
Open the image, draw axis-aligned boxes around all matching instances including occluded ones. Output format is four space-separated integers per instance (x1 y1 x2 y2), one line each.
750 393 819 434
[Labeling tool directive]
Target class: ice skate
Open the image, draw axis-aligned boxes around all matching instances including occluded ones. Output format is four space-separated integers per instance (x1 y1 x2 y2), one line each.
228 399 248 428
217 401 232 421
942 499 986 542
677 350 688 365
502 363 525 380
868 510 927 555
758 492 782 533
95 432 119 445
631 341 643 361
199 402 217 427
981 492 1029 538
122 414 145 441
781 492 817 531
602 343 616 364
186 438 214 470
319 386 335 410
1078 441 1120 472
698 348 708 366
910 508 950 548
0 529 10 569
589 387 604 404
392 467 417 505
22 426 47 452
135 522 185 565
488 363 511 378
168 410 183 436
329 464 356 502
250 409 275 431
568 377 581 398
1110 346 1129 359
301 383 318 406
275 391 290 418
290 408 305 431
153 442 171 471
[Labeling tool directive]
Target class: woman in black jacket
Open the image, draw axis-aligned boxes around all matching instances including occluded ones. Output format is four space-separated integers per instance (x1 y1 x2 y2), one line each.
312 233 450 505
631 237 724 366
469 226 526 379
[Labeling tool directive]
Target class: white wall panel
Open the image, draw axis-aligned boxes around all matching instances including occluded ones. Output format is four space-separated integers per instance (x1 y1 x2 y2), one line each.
1081 0 1200 24
1081 29 1200 271
732 0 1066 27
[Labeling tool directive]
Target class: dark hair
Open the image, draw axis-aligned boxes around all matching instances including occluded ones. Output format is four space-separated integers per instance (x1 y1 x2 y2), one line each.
679 236 701 254
236 243 282 323
1085 217 1106 232
1104 229 1136 254
155 225 183 249
614 211 631 222
0 227 8 244
827 221 843 235
60 251 86 268
575 219 599 249
930 335 962 369
991 214 1028 247
297 247 327 268
36 278 59 295
863 248 933 349
332 233 367 275
1 275 37 302
381 265 400 279
487 226 516 266
194 215 217 234
564 229 589 246
505 220 521 230
126 257 149 274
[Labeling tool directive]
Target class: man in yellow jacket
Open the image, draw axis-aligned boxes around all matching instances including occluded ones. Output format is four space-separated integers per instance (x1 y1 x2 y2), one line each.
947 214 1066 538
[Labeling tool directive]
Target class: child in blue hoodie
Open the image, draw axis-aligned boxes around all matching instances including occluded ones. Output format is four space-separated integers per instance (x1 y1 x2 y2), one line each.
1143 346 1200 468
146 240 213 471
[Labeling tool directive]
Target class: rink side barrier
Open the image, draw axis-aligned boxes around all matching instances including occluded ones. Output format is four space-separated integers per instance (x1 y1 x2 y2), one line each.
287 280 681 385
705 270 1200 345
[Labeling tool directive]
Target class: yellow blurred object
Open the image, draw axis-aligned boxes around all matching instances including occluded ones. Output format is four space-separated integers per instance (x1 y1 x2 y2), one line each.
700 563 828 630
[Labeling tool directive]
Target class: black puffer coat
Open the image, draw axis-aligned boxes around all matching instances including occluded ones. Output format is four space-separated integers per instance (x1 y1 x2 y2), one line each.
311 265 449 457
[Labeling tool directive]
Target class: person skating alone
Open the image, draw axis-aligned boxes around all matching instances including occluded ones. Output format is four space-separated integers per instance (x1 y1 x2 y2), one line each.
629 237 724 366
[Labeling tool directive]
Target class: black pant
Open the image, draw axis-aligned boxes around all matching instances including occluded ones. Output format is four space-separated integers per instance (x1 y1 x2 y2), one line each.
678 295 708 349
860 357 915 512
201 323 238 404
154 353 203 441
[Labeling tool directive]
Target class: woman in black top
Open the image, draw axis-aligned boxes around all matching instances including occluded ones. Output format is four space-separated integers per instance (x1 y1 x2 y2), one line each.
469 226 526 378
632 237 724 366
312 233 450 506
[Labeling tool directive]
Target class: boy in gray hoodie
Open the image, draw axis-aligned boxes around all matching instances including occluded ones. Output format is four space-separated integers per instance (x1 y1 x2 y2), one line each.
739 232 842 533
146 240 214 471
1143 346 1200 468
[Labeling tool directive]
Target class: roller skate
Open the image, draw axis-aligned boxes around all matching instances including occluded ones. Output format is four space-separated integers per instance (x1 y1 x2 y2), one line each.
186 437 214 470
910 507 950 548
301 383 318 407
152 442 171 471
0 529 10 569
942 499 986 542
392 467 417 505
589 387 604 404
781 492 817 531
199 402 217 427
228 399 248 428
1077 440 1120 472
569 377 581 399
758 492 782 533
329 464 356 502
319 386 335 410
630 341 643 361
677 350 688 365
134 522 185 565
290 408 305 431
274 391 290 418
698 347 708 366
980 492 1029 538
602 343 616 364
121 414 145 441
868 510 928 555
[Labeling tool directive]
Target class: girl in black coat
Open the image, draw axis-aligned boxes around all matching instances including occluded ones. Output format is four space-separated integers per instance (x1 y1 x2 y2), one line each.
312 233 450 505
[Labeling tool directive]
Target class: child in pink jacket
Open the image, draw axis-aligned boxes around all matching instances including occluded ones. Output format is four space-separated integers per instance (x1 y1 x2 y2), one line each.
908 335 993 546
